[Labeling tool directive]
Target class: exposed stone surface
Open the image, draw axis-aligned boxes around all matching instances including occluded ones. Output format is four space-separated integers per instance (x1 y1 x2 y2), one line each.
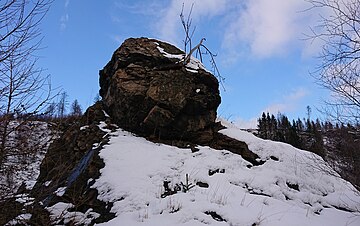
0 38 266 225
209 133 264 166
99 37 221 144
29 102 116 224
98 37 262 164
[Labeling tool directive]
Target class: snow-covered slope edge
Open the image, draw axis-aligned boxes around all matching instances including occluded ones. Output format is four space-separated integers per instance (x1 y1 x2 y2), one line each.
80 120 360 226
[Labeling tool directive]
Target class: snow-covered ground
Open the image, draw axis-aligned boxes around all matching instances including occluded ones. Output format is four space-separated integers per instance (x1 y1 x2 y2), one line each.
48 119 360 225
0 121 54 198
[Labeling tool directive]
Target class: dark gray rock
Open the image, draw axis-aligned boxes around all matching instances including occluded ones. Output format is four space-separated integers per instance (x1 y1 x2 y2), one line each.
99 37 221 144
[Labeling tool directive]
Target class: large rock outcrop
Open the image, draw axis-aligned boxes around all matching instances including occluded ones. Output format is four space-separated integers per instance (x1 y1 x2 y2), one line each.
0 38 264 225
99 37 221 144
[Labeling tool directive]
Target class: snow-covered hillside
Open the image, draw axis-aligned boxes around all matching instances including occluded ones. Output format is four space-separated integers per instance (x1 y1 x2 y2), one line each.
0 121 54 198
48 120 360 226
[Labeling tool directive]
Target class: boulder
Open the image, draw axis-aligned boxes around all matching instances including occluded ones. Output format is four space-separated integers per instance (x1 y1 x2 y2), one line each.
99 37 221 144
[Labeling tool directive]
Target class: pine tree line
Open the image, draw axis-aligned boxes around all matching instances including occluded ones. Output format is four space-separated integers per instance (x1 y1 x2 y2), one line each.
256 112 360 190
257 112 324 156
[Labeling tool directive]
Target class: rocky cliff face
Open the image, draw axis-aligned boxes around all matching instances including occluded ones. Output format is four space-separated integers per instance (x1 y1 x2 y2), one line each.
99 38 221 144
0 38 263 225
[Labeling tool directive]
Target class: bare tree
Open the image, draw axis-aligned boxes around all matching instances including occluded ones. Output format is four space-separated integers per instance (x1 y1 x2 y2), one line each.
179 3 225 89
70 99 82 117
307 0 360 123
0 0 51 63
57 91 68 118
0 0 53 168
44 101 57 119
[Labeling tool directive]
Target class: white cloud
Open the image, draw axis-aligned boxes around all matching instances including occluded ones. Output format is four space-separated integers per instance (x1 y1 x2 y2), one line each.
60 0 70 31
109 34 124 45
156 0 229 45
65 0 70 8
223 0 315 58
264 103 289 115
60 14 69 31
153 0 325 60
234 117 258 129
114 1 165 16
117 0 345 62
263 88 309 115
234 88 309 129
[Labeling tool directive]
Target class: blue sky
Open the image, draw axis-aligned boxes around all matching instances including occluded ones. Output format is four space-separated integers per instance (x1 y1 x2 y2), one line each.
39 0 330 128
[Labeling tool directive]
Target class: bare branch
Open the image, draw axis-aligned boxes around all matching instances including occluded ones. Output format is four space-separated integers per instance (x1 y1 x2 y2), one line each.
307 0 360 123
0 0 54 169
179 2 225 90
